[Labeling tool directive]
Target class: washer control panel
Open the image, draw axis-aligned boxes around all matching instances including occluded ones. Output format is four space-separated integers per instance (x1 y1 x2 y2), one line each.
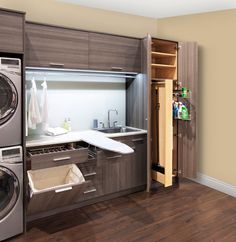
0 146 22 163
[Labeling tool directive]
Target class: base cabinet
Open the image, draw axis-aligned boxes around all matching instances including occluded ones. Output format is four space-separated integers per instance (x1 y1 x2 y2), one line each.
26 134 147 219
97 134 147 195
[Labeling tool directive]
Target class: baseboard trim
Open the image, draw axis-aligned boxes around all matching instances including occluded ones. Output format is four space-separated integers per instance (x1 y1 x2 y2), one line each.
190 173 236 198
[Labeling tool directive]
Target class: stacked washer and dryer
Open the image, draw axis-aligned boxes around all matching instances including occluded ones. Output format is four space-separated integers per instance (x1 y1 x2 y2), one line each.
0 57 23 241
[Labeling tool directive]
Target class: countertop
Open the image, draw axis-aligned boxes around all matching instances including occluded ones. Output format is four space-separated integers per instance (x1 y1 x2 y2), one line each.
26 127 147 148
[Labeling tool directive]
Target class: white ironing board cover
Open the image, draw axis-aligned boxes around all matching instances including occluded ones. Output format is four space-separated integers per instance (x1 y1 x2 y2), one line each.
79 130 134 154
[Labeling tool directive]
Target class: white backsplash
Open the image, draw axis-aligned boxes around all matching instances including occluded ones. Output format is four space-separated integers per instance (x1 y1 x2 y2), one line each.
26 74 126 135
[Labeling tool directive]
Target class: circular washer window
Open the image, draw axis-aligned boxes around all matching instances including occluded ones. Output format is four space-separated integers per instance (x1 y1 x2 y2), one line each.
0 73 18 126
0 166 20 220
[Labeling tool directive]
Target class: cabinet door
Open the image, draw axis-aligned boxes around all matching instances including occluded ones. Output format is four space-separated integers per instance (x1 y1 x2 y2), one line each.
115 135 147 191
89 33 141 72
25 23 89 69
178 42 198 177
0 10 24 53
99 151 121 195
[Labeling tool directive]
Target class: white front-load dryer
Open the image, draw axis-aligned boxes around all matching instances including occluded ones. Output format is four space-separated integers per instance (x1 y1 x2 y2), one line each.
0 57 22 147
0 146 23 241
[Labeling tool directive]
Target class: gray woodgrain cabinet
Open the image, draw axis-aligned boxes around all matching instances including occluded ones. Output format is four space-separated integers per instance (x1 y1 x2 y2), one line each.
25 22 89 69
0 9 24 53
177 42 198 178
116 135 147 191
89 33 141 72
97 134 147 195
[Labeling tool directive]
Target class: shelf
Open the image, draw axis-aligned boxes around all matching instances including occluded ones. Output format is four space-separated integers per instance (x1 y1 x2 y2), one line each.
151 64 176 68
174 118 191 121
152 78 176 82
152 51 176 57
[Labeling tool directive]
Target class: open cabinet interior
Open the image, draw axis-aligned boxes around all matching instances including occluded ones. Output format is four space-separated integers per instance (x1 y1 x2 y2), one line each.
151 39 178 81
151 80 174 187
150 37 178 188
143 35 198 191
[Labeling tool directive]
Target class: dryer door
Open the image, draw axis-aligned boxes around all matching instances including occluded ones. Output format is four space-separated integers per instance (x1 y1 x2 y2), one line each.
0 166 20 220
0 73 18 126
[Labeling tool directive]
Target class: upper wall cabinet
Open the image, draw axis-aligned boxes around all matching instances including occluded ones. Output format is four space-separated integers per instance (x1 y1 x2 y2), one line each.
0 9 25 53
25 23 89 69
89 33 141 73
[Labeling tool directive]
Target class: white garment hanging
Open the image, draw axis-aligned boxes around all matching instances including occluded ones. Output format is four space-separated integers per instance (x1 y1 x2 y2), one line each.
28 77 41 129
25 89 28 136
41 78 49 131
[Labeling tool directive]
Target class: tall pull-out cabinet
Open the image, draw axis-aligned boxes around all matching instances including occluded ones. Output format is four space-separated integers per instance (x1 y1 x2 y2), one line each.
142 35 198 191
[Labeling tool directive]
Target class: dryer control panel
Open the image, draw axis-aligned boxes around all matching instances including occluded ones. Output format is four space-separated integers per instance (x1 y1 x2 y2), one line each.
0 146 22 163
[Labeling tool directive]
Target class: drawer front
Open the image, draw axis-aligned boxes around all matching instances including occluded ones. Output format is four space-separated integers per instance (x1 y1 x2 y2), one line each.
27 181 90 215
78 160 97 178
25 22 89 69
77 183 98 202
97 150 123 166
0 10 24 53
77 161 103 200
30 148 88 170
113 135 147 149
89 33 141 72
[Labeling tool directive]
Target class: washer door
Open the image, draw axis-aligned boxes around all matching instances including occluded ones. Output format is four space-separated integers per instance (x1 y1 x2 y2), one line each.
0 166 19 220
0 73 18 126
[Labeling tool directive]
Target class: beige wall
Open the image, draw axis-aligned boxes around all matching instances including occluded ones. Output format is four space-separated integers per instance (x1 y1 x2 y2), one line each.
157 9 236 186
0 0 157 37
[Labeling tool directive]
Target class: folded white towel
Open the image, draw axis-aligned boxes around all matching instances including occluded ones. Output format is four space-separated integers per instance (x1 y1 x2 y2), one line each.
41 78 49 131
28 77 41 129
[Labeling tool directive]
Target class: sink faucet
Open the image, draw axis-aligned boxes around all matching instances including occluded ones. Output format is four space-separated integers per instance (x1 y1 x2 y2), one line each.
108 109 118 128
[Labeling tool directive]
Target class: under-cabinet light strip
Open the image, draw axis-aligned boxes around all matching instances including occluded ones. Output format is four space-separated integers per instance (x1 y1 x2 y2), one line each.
26 67 138 79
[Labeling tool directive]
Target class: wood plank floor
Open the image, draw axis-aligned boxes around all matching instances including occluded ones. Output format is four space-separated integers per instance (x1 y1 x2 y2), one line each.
9 179 236 242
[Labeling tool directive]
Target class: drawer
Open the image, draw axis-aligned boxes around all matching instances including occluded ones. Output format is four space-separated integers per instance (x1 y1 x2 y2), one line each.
28 146 88 170
78 160 97 179
77 183 98 202
27 164 91 215
27 180 91 215
113 135 147 150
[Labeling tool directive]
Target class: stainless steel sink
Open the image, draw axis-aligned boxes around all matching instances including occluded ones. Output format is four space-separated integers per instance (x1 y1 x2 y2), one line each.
97 127 140 133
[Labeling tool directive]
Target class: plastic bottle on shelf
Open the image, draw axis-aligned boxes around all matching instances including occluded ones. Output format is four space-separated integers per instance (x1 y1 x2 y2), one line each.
67 118 71 131
63 118 69 130
181 104 189 120
177 102 183 119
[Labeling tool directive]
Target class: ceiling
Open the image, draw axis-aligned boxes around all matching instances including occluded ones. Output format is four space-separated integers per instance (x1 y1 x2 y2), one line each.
58 0 236 18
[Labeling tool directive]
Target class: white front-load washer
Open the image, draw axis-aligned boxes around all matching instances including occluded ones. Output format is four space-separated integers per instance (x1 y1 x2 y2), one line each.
0 146 23 241
0 57 22 147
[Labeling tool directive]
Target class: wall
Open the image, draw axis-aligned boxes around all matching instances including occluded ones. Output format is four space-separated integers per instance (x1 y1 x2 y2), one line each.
26 73 126 134
0 0 158 38
157 9 236 186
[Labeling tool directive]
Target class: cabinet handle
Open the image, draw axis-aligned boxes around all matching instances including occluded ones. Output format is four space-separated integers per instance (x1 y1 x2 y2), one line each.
49 62 65 67
53 156 71 162
55 186 72 193
174 134 182 138
111 67 123 71
132 138 144 142
107 155 122 160
84 172 97 177
84 188 96 194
